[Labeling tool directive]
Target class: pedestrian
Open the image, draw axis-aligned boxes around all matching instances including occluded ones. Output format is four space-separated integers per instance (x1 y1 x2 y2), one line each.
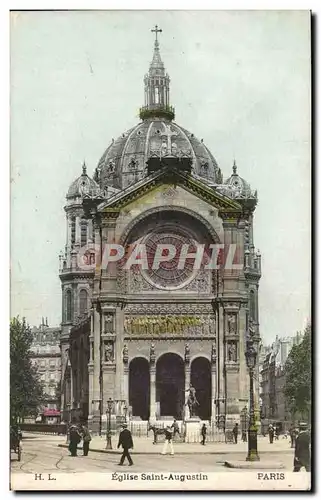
68 419 82 457
289 424 296 448
241 430 247 442
201 423 207 445
117 423 134 466
171 419 180 440
162 426 174 455
81 423 92 457
293 422 310 472
232 423 239 444
268 424 274 444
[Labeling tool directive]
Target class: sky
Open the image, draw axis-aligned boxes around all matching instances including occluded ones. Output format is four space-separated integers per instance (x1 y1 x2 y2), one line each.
10 10 311 343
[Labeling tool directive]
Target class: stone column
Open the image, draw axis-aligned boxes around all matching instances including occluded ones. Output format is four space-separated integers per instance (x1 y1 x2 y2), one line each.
184 365 191 419
211 365 216 423
92 308 101 418
123 365 129 406
149 367 156 421
75 215 81 246
87 219 93 242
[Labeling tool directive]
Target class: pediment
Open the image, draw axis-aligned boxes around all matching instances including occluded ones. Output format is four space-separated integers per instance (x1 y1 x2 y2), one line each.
99 167 242 216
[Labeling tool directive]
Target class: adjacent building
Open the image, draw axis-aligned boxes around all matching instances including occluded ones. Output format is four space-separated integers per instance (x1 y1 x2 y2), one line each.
30 318 62 422
260 332 303 432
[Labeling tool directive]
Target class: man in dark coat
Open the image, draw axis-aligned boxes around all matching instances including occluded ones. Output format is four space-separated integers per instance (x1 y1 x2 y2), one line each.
81 424 92 457
268 424 274 444
68 419 82 457
289 424 296 448
232 423 239 444
201 423 207 445
171 419 180 440
293 422 311 472
117 423 134 466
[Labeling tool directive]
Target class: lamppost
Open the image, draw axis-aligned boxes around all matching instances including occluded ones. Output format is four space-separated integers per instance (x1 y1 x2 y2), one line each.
66 403 71 444
124 404 128 423
245 334 260 461
106 398 113 450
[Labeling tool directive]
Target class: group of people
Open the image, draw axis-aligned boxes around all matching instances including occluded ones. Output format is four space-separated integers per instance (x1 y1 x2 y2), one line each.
267 422 310 472
68 417 311 472
68 419 92 457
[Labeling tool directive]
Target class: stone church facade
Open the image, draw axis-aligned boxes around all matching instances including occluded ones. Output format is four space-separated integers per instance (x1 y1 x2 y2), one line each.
59 28 261 432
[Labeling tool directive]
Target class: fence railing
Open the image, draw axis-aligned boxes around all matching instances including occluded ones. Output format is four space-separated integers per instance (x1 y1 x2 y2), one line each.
20 423 67 435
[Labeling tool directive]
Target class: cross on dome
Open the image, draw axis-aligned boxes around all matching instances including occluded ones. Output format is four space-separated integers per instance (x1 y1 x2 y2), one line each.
151 24 162 43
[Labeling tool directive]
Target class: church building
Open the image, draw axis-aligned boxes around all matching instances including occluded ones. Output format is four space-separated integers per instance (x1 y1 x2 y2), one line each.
59 27 261 432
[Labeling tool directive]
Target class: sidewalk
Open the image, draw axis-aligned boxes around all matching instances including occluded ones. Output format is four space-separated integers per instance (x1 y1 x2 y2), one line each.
58 434 294 455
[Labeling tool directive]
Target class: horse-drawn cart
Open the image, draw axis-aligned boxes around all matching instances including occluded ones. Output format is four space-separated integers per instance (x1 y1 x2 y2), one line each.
10 426 22 461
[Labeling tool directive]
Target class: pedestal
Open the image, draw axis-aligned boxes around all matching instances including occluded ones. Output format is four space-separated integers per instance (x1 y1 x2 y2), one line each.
184 418 201 443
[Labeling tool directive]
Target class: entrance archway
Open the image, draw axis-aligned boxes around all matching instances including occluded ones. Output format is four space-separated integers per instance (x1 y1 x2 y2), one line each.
129 357 150 420
156 353 185 419
191 357 211 420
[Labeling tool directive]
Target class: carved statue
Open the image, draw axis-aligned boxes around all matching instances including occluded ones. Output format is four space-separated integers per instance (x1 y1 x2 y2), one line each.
211 343 216 364
227 314 236 334
108 160 115 173
216 167 223 184
150 343 155 364
227 343 237 362
249 318 255 338
105 315 113 333
104 342 114 362
129 158 137 170
184 343 190 364
185 385 199 417
123 344 128 364
161 140 167 156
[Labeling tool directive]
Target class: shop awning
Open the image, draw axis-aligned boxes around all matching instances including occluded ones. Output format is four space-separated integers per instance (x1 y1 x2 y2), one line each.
43 409 61 416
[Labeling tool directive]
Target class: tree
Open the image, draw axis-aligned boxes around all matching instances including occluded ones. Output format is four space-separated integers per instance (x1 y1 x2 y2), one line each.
54 380 62 410
10 317 44 422
284 325 311 422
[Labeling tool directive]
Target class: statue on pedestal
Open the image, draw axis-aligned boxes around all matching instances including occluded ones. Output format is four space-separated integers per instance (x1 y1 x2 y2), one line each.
104 342 114 362
122 344 128 364
227 342 237 362
185 384 199 418
227 314 236 334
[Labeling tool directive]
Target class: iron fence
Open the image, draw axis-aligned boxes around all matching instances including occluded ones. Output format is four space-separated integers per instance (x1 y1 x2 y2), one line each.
20 423 67 435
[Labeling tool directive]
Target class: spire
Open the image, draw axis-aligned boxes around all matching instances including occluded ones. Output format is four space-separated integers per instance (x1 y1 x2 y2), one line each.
232 159 237 175
82 161 87 176
139 25 175 121
150 25 164 75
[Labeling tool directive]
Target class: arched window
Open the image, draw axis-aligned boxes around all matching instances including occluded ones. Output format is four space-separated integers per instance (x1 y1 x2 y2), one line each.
71 217 76 245
65 289 73 322
79 289 88 315
80 219 87 247
250 290 256 322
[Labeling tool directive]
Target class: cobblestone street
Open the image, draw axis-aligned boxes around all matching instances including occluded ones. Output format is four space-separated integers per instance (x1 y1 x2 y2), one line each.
11 433 296 475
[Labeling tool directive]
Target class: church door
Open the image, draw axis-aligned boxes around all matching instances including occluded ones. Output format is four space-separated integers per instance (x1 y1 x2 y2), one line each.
156 353 185 419
129 357 150 420
191 357 211 420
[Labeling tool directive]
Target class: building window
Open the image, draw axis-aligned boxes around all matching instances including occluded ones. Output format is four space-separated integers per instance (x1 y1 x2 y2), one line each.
65 289 73 322
79 289 88 315
80 219 87 247
71 217 76 245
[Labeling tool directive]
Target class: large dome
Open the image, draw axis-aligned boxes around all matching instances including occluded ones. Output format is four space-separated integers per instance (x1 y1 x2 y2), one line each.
97 119 221 190
95 30 222 191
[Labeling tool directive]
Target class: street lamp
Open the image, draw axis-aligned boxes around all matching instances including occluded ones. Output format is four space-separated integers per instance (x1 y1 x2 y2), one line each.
106 398 113 450
245 336 260 461
66 403 71 444
124 404 128 423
